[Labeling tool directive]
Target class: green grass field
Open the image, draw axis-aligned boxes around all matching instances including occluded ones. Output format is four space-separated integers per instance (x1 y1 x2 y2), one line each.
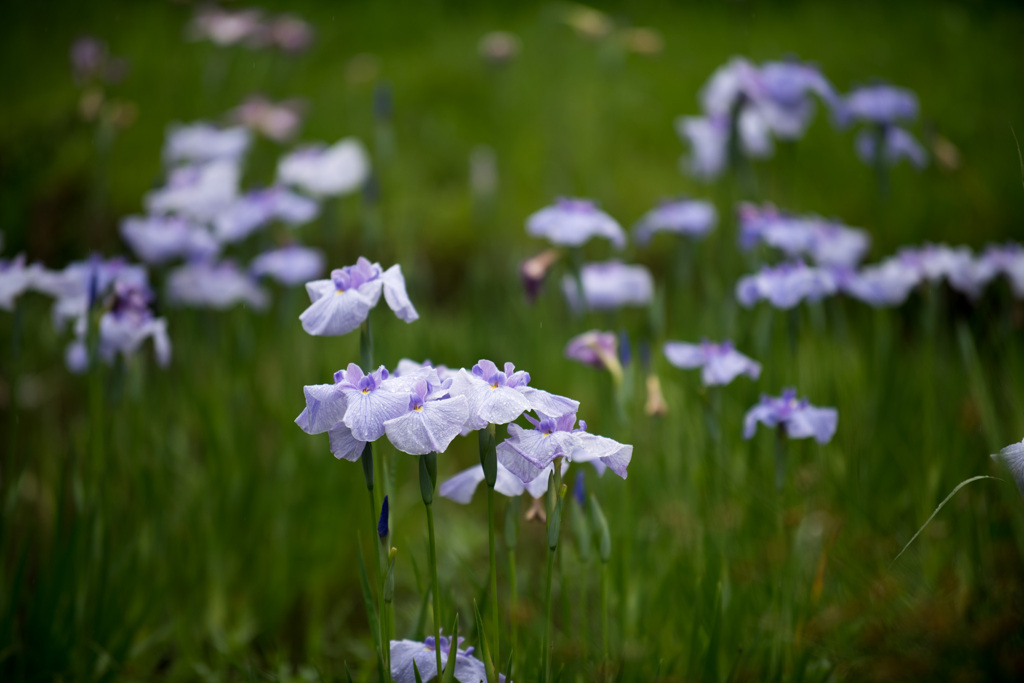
2 1 1024 680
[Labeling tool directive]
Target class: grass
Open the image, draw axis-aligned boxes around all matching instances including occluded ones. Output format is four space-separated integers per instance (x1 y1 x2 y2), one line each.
2 0 1024 680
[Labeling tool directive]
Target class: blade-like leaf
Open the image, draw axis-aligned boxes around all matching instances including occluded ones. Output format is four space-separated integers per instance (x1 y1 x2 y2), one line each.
412 660 424 683
356 534 386 681
441 613 460 683
891 475 1000 565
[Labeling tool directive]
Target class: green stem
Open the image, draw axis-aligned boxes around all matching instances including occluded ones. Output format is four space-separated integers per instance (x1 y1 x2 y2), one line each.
508 548 518 669
487 485 499 668
601 561 610 682
360 317 374 371
543 546 555 683
425 502 443 677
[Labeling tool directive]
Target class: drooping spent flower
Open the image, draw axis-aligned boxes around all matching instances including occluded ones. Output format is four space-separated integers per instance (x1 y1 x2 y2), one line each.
526 198 626 249
664 339 761 386
390 635 503 683
562 260 654 311
632 198 718 245
497 413 632 486
277 139 370 197
736 260 838 309
743 389 837 443
520 248 562 305
447 359 579 433
564 330 622 381
250 245 325 286
299 257 417 336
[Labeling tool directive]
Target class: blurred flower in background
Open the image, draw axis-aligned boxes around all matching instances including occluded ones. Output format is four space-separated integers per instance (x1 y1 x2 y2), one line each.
633 198 717 245
478 30 520 65
743 389 838 443
526 198 626 249
562 260 653 311
277 139 371 197
663 339 762 387
167 260 268 310
230 96 305 142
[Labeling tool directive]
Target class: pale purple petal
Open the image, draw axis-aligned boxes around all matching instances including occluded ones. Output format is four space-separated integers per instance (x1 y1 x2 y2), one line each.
383 396 469 455
380 264 419 323
993 440 1024 496
743 403 780 439
328 423 366 462
298 383 347 434
786 406 838 444
299 287 376 336
439 465 488 504
663 342 707 369
342 389 410 442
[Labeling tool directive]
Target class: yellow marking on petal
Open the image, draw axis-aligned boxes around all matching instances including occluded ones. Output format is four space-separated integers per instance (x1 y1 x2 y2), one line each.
414 406 423 411
362 389 369 394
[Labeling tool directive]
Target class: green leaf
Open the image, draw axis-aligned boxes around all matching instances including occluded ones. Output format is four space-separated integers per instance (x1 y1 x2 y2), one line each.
441 613 460 683
343 662 355 683
472 599 497 683
412 660 424 683
891 475 1000 566
356 534 387 681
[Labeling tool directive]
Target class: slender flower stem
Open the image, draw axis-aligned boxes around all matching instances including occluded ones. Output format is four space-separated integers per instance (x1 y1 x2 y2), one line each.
425 501 443 677
487 485 499 664
420 453 443 678
601 561 610 682
508 548 518 666
542 546 556 683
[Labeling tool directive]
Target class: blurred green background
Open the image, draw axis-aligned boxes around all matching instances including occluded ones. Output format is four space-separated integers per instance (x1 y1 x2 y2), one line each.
2 0 1024 681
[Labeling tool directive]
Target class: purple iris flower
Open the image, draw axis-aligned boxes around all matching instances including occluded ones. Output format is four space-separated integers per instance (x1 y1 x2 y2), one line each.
382 377 469 455
440 459 569 504
945 249 999 300
895 243 992 296
663 339 761 386
564 329 620 371
296 362 442 461
164 123 251 165
743 389 837 443
526 198 626 249
982 243 1024 297
230 96 304 142
676 113 772 181
0 254 43 311
120 215 220 265
856 126 927 169
266 14 315 53
299 257 417 336
34 256 149 332
993 438 1024 497
394 358 454 381
562 260 654 311
390 635 503 683
66 280 171 373
214 187 319 244
736 261 838 309
738 203 870 268
841 257 920 307
145 160 240 221
447 359 579 433
187 7 264 47
249 245 325 286
632 198 718 245
166 260 268 310
276 139 370 197
839 84 919 127
496 413 632 485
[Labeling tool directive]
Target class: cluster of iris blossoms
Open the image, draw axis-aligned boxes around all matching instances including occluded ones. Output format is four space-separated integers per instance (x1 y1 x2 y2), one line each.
675 56 928 180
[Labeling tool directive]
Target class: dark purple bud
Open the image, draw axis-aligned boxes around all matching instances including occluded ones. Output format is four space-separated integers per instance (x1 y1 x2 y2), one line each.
618 329 632 368
573 471 586 507
377 495 389 538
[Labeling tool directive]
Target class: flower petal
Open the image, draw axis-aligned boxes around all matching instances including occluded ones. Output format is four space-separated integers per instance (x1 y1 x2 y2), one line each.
381 264 419 323
328 423 365 461
342 389 410 442
384 396 469 455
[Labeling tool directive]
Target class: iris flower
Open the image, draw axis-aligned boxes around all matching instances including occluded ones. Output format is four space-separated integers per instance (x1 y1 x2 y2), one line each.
856 126 927 169
163 123 251 166
229 96 304 142
526 198 626 249
299 257 417 336
743 389 837 443
440 460 568 504
561 260 654 311
166 260 268 310
663 339 761 386
447 359 579 433
992 438 1024 497
250 245 325 286
145 160 240 221
390 635 503 683
736 260 837 309
496 412 632 485
0 255 43 311
632 198 718 245
66 281 171 373
841 258 919 307
738 203 870 268
120 214 220 265
213 187 319 243
982 243 1024 297
277 139 370 197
